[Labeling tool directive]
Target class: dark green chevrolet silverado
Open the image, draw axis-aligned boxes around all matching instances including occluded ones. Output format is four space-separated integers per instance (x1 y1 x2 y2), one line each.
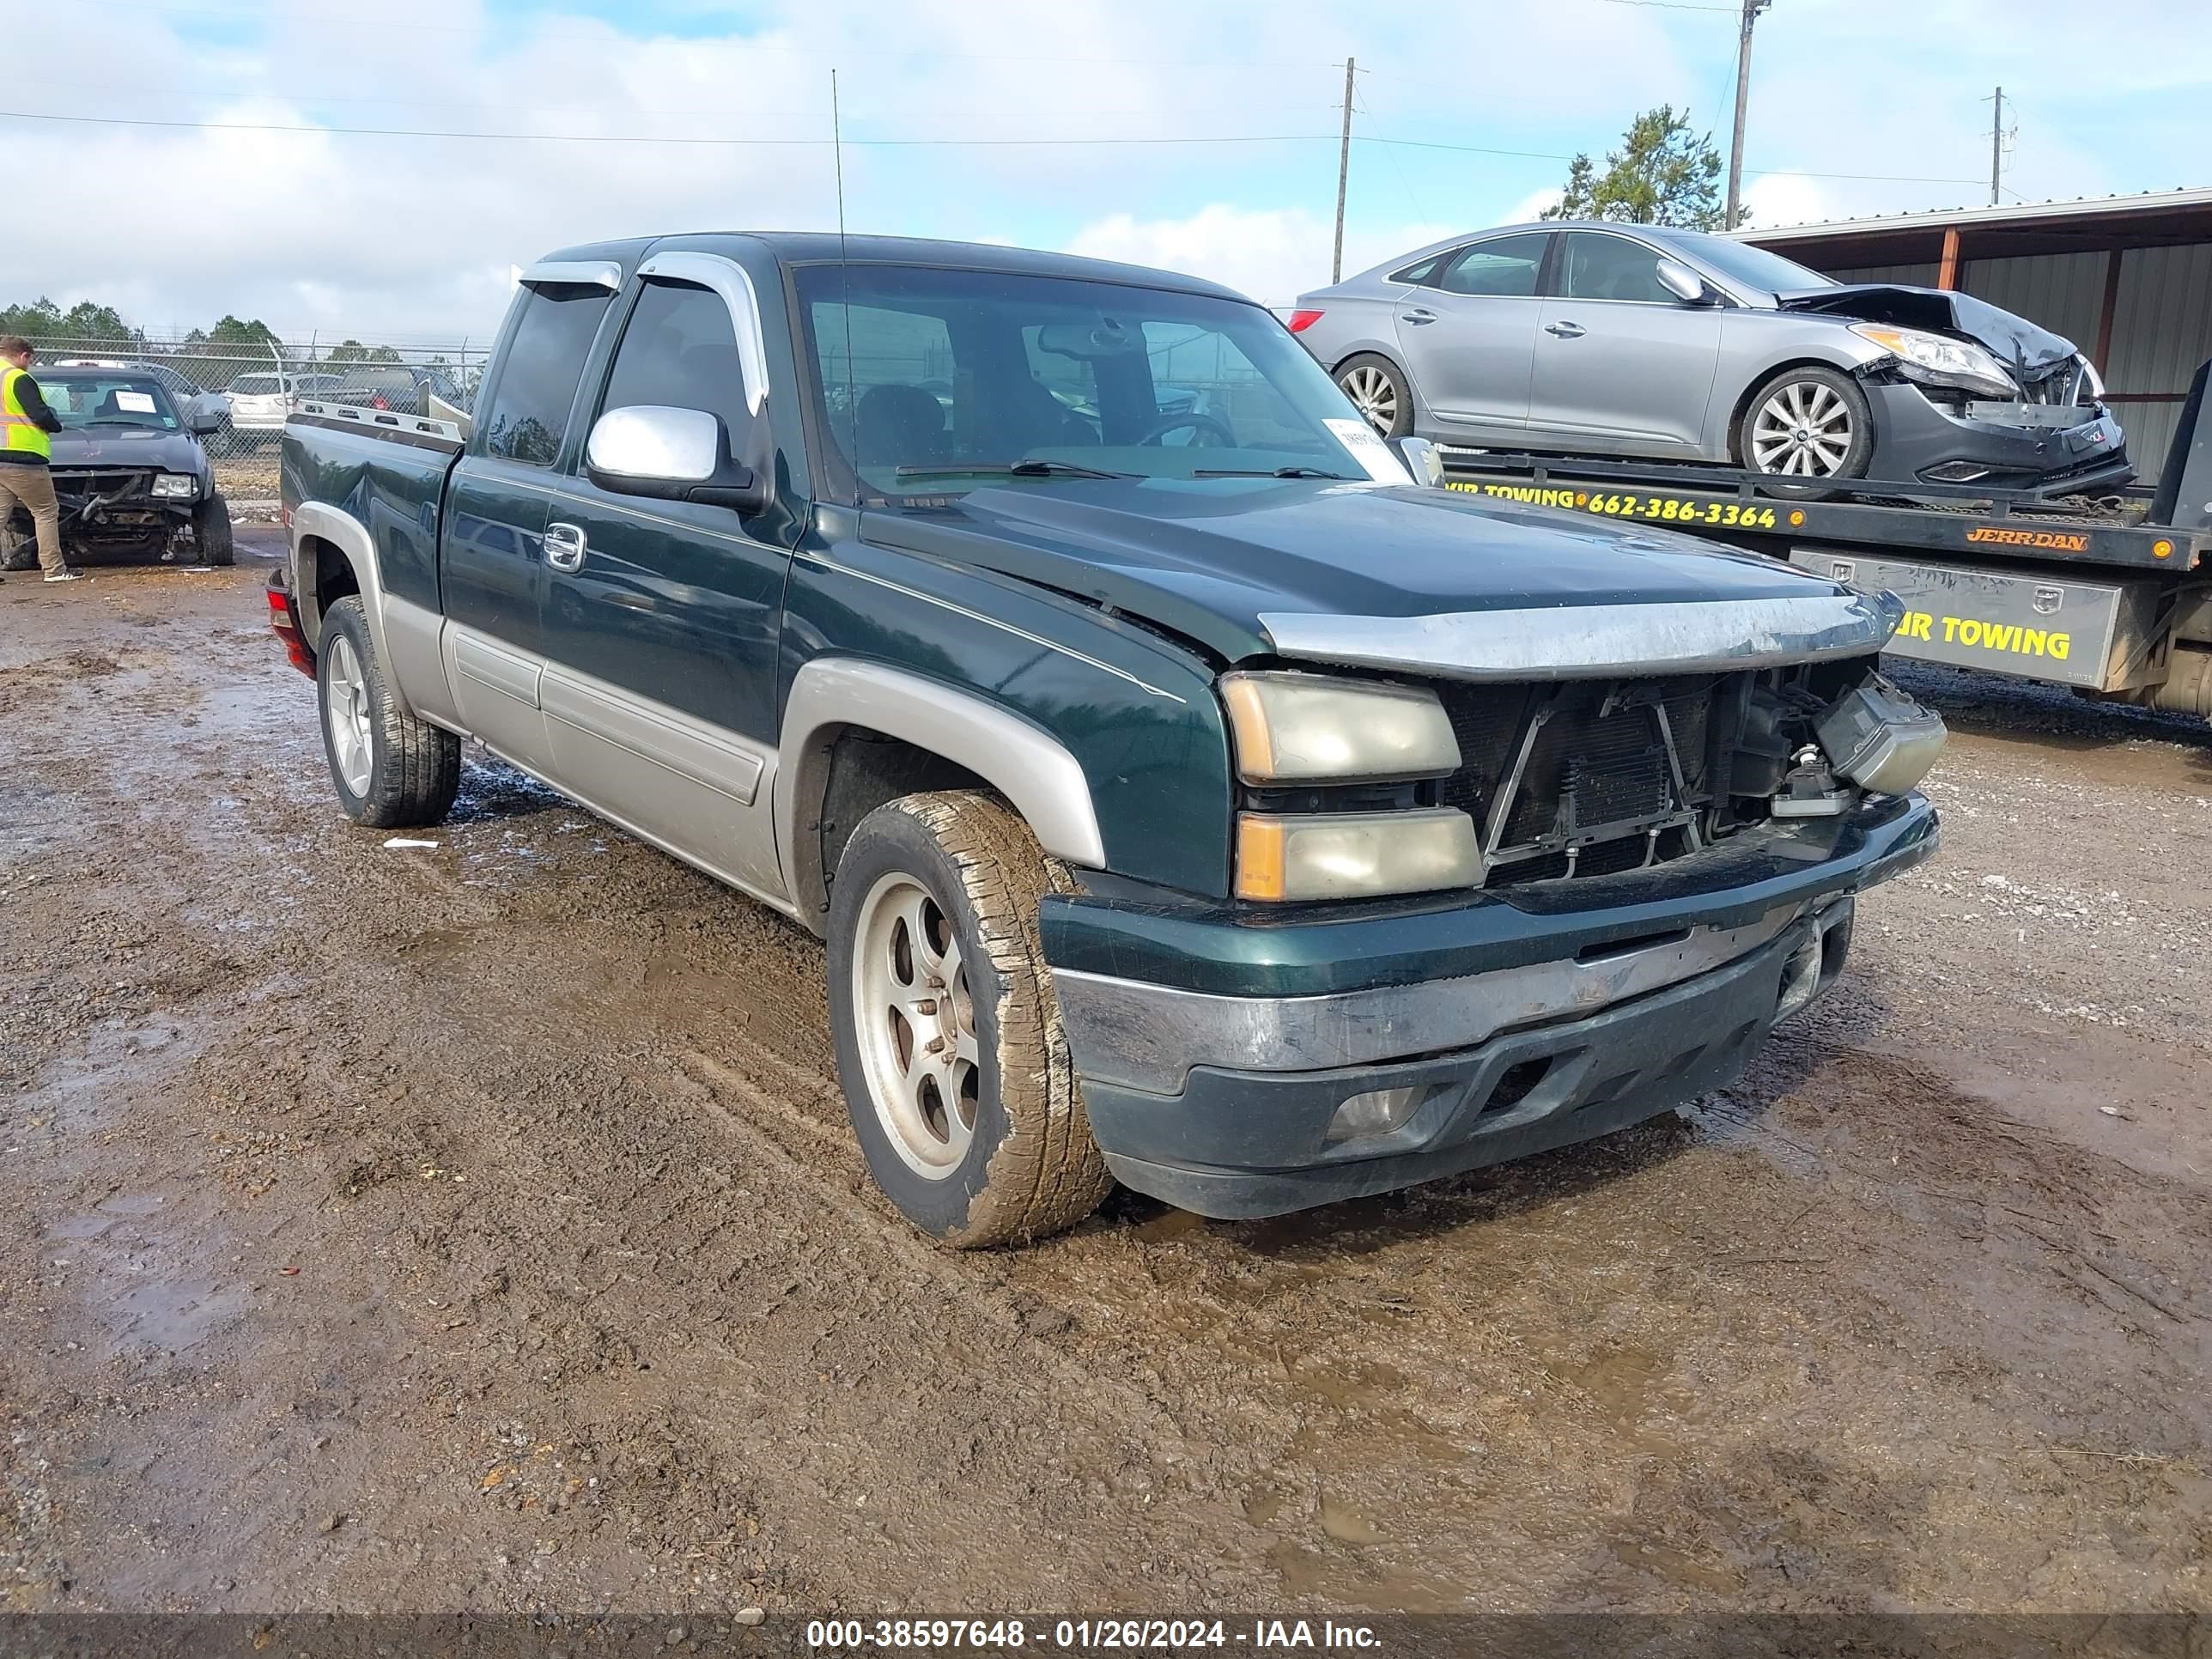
275 233 1943 1246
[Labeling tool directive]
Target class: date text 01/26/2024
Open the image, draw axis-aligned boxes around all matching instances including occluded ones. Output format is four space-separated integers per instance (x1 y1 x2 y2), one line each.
805 1619 1382 1650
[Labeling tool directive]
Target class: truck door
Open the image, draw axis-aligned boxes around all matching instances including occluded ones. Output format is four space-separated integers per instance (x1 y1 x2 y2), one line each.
1528 231 1723 457
535 258 792 901
444 272 617 776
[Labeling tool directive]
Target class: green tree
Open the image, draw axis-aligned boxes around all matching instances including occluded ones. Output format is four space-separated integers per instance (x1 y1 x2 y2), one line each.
205 313 281 347
0 296 140 343
1543 106 1729 230
325 339 404 365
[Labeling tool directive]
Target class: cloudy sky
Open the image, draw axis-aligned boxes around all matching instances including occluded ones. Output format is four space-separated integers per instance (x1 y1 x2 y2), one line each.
10 0 2209 343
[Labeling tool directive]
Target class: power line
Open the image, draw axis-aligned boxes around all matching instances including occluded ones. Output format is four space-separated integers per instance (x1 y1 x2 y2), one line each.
0 107 2003 186
27 77 1340 124
0 109 1346 148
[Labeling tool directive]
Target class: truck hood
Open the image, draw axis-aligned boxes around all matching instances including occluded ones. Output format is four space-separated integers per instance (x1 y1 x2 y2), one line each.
862 478 1896 677
47 428 206 474
1778 283 2079 370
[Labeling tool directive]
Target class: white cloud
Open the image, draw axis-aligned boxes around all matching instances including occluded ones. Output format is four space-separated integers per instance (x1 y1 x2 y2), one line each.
1067 206 1460 307
5 0 2201 343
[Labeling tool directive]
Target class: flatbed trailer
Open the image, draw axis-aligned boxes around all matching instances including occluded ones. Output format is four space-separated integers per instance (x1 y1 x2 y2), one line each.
1439 363 2212 723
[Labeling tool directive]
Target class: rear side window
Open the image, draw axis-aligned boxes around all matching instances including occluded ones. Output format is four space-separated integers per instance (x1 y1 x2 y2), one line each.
599 279 753 454
481 281 613 465
1436 234 1549 298
1389 253 1444 287
1559 233 1673 303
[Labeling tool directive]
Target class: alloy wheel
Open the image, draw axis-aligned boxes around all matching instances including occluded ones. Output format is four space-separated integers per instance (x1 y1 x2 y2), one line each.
1751 380 1855 477
1339 365 1398 435
323 633 374 796
850 871 981 1180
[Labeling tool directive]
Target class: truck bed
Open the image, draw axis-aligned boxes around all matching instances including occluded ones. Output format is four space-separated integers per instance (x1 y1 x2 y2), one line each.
283 402 465 612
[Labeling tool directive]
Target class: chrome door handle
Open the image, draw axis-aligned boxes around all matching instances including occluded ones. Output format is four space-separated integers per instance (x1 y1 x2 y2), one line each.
544 521 586 573
1400 308 1437 325
1545 321 1586 339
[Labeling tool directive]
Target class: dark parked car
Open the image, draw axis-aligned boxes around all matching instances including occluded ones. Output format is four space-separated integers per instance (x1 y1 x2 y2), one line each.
2 368 234 568
1292 221 2129 490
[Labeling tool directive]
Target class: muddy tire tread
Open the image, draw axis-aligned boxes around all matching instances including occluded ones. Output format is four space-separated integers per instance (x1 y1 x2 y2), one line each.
870 791 1113 1246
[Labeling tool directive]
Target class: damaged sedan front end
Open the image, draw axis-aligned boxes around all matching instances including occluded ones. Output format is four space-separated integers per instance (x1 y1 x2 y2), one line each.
1780 283 2130 489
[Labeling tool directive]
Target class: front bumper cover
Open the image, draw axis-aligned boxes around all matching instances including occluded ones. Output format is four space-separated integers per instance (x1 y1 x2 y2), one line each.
1865 381 2130 490
1049 793 1936 1218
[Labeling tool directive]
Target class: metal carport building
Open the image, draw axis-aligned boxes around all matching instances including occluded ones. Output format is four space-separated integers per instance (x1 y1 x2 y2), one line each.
1742 187 2212 472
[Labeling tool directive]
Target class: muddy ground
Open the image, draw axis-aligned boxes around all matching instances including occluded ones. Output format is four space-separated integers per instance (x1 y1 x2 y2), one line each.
1 538 2206 1617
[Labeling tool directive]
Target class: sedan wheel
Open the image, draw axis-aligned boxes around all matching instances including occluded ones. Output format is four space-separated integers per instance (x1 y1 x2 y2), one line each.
1750 380 1856 477
1340 364 1397 434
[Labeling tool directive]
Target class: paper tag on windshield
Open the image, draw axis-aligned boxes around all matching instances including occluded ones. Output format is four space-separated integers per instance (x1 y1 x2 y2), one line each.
1323 417 1413 483
114 391 157 413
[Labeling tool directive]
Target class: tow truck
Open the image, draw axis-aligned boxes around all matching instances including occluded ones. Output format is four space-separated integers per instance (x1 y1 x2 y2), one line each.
1440 361 2212 723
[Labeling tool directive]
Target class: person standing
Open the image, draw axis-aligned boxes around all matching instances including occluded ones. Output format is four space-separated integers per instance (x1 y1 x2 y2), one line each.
0 335 79 584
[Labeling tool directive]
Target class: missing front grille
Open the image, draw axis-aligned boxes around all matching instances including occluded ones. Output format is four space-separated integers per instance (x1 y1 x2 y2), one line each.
1436 674 1725 888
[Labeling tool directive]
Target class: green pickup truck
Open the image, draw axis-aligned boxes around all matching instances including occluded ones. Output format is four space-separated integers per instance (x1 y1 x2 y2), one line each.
274 233 1943 1246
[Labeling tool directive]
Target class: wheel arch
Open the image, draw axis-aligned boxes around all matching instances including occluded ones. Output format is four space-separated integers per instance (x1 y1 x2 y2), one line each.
291 501 416 716
1724 355 1877 465
775 659 1106 937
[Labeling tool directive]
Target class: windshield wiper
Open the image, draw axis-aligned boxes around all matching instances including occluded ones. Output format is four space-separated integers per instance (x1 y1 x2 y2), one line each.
78 420 155 429
894 459 1133 481
1191 465 1352 480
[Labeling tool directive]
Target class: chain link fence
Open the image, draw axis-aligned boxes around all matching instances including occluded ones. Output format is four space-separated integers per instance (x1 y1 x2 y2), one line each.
16 332 490 502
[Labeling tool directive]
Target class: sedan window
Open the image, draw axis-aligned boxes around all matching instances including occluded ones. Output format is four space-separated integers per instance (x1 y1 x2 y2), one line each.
1559 233 1674 304
1434 234 1549 298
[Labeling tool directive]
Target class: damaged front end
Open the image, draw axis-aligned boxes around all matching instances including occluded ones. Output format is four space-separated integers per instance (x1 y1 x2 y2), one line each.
1784 283 2130 489
48 465 202 560
1253 591 1945 896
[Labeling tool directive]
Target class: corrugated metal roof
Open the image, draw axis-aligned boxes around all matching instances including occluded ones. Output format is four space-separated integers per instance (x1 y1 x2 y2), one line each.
1741 185 2212 242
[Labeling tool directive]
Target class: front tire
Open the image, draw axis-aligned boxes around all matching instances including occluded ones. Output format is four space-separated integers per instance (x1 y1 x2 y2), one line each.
1334 353 1414 441
1737 366 1874 484
195 494 234 567
827 791 1113 1248
316 595 460 828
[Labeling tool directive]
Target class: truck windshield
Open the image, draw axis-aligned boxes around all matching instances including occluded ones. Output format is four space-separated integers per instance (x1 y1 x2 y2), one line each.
796 264 1401 500
39 375 181 431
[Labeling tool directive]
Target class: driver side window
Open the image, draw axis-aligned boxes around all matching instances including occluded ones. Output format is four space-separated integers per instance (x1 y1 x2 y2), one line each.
599 277 754 456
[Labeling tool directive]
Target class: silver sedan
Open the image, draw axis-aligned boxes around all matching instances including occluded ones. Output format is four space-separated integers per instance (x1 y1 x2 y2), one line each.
1290 221 2127 490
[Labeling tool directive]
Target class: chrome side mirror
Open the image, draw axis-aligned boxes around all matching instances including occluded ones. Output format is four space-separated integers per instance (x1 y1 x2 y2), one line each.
1656 258 1714 306
1393 434 1446 487
585 404 765 514
185 393 226 434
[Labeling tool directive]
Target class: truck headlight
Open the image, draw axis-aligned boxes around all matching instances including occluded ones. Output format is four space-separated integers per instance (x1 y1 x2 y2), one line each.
1849 324 2018 401
1219 671 1461 782
151 474 197 499
1236 808 1481 902
1814 678 1947 795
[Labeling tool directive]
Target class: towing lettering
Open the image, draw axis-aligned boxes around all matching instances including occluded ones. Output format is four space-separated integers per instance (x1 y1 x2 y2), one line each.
1896 609 2070 659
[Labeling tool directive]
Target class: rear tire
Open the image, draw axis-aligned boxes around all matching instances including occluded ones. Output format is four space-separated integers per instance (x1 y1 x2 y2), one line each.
316 595 460 828
1334 353 1415 441
827 790 1113 1248
195 494 234 567
1736 366 1874 490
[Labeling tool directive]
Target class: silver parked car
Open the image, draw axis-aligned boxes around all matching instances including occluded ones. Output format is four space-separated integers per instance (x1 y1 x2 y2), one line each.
1291 222 2129 489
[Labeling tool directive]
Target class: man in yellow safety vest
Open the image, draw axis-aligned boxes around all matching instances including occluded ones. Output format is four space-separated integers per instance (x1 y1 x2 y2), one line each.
0 335 77 584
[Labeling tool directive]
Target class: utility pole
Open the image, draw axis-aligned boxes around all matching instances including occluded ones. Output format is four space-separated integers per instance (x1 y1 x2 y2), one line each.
1332 57 1355 283
1989 85 2004 205
1723 0 1771 232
